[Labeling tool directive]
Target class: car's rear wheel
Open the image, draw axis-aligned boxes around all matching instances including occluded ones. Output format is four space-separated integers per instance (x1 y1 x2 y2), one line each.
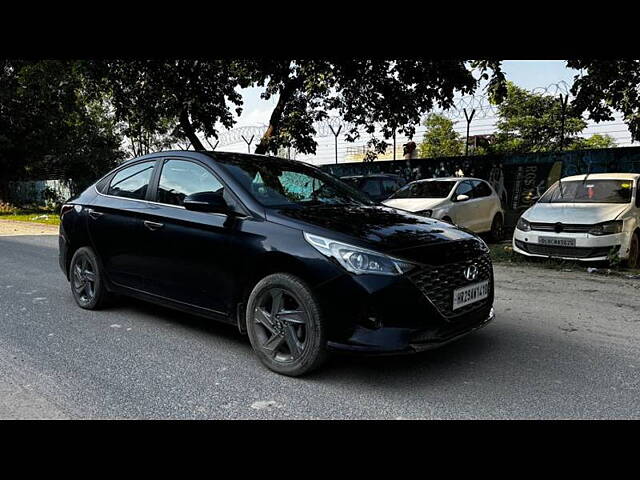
628 232 640 269
489 214 504 243
246 273 327 377
69 246 111 310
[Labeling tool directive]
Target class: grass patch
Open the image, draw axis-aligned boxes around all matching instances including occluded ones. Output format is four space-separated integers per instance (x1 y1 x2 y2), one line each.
0 208 60 226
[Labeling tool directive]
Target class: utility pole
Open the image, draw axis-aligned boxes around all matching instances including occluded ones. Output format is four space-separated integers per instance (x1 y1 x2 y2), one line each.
241 135 254 153
328 124 342 164
463 108 476 156
558 94 569 151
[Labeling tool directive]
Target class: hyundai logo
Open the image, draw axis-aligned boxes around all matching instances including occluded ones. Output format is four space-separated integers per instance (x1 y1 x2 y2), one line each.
464 264 479 281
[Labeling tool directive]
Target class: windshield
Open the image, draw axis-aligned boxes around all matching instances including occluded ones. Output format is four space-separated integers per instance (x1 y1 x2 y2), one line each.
215 154 374 207
388 181 456 199
539 179 634 204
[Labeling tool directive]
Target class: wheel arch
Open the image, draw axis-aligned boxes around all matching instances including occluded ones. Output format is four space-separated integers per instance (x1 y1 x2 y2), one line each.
232 251 319 334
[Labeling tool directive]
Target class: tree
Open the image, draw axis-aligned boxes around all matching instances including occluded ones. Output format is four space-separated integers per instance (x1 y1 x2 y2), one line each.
489 82 588 154
243 60 479 156
568 133 617 151
83 60 246 151
0 60 124 199
417 114 464 158
568 60 640 142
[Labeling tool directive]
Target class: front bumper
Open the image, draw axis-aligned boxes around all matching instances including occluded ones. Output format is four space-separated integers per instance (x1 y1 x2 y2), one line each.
512 228 629 262
315 258 495 355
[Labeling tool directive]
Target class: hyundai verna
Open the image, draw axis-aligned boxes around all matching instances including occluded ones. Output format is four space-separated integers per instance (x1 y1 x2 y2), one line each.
513 173 640 268
59 151 495 376
383 177 505 242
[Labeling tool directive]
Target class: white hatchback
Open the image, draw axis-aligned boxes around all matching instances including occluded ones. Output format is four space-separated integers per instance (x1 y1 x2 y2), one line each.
512 173 640 267
382 177 505 241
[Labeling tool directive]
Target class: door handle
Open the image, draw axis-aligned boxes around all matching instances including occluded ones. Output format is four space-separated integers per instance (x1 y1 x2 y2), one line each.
87 209 104 220
143 220 164 231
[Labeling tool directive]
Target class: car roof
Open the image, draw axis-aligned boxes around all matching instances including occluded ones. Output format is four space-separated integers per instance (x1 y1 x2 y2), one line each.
409 177 484 183
341 174 402 179
561 173 640 182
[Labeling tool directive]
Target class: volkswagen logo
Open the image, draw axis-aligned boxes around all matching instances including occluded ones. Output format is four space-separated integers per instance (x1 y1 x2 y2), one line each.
464 264 479 281
554 222 564 233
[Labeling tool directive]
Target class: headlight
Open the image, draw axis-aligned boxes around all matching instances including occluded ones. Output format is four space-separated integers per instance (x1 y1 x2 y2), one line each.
303 232 415 276
589 220 623 236
415 209 433 217
516 217 531 231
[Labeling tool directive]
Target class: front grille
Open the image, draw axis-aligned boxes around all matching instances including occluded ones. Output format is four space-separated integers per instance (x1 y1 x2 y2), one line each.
530 222 591 233
515 240 619 259
408 253 493 319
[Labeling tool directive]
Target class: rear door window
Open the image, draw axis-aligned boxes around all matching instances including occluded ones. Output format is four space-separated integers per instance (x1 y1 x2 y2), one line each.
108 161 155 200
471 180 492 198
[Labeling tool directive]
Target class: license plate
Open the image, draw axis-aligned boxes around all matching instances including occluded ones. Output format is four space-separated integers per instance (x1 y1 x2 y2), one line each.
538 236 576 247
452 280 489 310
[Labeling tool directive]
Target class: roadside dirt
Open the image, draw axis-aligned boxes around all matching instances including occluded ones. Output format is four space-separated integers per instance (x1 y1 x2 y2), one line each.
0 220 58 236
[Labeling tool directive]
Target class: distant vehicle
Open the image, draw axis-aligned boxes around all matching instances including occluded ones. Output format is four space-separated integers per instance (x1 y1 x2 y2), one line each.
383 177 505 242
513 173 640 267
340 174 407 202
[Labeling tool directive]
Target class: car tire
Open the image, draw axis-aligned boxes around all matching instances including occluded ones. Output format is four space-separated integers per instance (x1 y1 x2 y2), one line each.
489 214 504 243
246 273 327 377
628 231 640 269
69 246 111 310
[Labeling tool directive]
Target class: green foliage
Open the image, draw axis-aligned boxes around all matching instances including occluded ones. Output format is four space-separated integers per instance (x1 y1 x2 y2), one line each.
568 60 640 143
417 114 464 158
0 60 124 195
491 82 587 154
224 60 480 155
82 60 245 151
567 133 617 151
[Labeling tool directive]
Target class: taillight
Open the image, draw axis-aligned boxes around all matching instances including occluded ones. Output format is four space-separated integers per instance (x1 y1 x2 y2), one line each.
60 204 74 218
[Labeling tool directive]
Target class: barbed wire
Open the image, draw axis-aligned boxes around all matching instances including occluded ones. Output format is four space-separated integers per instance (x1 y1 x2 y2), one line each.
217 81 576 147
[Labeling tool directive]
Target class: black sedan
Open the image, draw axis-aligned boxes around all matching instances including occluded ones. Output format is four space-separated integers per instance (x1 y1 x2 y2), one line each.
59 151 495 376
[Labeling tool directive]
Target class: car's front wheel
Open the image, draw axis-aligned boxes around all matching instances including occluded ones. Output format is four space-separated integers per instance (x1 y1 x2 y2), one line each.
246 273 327 377
489 214 504 243
69 246 111 310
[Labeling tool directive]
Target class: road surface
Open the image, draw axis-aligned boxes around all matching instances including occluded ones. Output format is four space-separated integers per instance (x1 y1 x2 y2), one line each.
1 233 639 419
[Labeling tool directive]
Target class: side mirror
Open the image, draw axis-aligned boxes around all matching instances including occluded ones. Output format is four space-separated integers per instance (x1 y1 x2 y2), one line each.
456 194 470 202
183 191 228 214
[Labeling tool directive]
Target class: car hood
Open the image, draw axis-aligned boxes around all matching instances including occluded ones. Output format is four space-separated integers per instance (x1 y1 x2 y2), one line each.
523 202 630 224
382 198 448 212
267 204 484 262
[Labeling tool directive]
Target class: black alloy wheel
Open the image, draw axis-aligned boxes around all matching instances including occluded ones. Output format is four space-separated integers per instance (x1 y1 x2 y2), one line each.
246 273 326 376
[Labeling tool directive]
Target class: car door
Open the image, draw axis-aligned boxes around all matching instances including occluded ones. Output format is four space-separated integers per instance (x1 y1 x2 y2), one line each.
448 180 476 228
87 159 158 290
470 180 495 232
139 158 235 315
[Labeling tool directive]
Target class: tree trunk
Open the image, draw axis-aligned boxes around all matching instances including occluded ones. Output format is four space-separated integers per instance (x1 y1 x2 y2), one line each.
179 109 205 151
254 75 304 155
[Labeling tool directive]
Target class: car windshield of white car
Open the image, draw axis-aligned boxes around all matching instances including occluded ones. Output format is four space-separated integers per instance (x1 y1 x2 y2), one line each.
388 181 456 199
540 180 633 204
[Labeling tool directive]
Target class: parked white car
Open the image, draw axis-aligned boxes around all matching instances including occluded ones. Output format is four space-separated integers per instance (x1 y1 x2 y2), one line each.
383 177 505 241
512 173 640 267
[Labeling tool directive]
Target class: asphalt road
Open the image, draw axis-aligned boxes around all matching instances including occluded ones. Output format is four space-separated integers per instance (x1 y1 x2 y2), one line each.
1 233 639 419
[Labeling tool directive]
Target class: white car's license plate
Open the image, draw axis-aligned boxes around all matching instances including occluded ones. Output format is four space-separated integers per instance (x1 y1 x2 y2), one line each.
452 280 489 310
538 236 576 247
